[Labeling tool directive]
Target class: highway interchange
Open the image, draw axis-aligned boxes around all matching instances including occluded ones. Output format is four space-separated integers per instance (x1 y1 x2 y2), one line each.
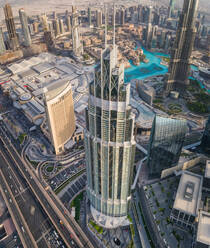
0 123 94 248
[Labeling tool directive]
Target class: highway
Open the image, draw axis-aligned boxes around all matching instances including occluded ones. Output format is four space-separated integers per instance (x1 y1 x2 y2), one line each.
0 125 94 248
0 139 54 248
0 169 38 248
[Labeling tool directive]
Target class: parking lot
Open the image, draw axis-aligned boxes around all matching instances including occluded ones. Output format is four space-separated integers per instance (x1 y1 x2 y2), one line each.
48 159 85 191
59 174 86 207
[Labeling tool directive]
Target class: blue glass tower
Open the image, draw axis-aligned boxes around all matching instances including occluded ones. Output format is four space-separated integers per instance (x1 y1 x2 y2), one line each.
147 115 187 178
201 116 210 154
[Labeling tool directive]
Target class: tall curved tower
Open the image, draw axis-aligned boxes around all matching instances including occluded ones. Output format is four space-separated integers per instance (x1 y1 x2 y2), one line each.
19 8 31 47
166 0 199 93
85 46 136 228
71 6 83 57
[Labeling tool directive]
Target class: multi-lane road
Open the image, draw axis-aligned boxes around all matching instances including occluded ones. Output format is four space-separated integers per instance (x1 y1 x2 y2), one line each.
0 124 94 248
0 139 50 248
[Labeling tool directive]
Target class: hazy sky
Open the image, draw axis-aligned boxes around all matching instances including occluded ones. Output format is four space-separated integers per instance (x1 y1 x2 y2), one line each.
0 0 209 21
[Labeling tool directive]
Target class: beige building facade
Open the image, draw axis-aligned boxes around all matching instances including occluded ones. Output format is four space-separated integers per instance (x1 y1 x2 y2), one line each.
45 79 75 154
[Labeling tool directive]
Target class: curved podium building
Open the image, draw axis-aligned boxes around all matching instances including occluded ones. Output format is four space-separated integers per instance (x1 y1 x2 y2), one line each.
45 79 75 155
85 47 136 228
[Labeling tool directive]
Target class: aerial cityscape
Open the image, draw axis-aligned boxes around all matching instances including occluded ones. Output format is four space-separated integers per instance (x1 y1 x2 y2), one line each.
0 0 209 247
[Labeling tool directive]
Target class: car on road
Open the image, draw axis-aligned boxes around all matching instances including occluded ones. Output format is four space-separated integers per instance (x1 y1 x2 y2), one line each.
113 237 121 246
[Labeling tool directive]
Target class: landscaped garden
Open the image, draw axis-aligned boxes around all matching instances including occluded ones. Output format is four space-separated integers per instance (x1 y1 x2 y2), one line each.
70 191 84 222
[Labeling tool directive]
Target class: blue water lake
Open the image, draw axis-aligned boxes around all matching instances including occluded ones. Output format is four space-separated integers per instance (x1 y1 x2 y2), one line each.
124 46 199 82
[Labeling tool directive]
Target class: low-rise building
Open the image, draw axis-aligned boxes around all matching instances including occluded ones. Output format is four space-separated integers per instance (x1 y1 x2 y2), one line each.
195 211 210 248
136 80 155 105
170 171 203 229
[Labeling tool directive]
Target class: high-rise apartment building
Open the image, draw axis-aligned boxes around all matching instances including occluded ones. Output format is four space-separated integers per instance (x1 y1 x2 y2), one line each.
201 116 210 154
85 46 136 228
19 8 32 47
41 14 48 32
44 79 76 155
4 4 19 50
120 9 125 26
71 6 83 57
41 14 49 31
59 19 65 34
53 19 60 37
96 10 102 27
147 115 187 178
88 7 92 27
168 0 176 18
0 27 6 55
66 15 71 32
166 0 199 93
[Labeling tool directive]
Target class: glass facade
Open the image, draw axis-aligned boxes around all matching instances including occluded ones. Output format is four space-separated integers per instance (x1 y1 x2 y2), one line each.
201 116 210 154
147 115 187 178
85 47 136 223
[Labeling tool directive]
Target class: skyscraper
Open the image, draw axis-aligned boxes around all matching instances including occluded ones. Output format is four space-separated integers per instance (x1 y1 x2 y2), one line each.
4 4 19 50
0 27 6 55
168 0 176 18
44 79 76 155
147 115 187 178
120 9 125 26
201 116 210 154
41 14 48 32
19 8 32 47
88 7 92 27
85 46 136 228
96 10 102 27
53 19 60 37
59 19 64 34
71 6 83 57
66 15 71 32
166 0 199 93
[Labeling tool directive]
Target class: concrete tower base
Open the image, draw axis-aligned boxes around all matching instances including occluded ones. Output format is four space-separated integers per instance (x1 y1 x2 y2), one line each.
90 205 130 229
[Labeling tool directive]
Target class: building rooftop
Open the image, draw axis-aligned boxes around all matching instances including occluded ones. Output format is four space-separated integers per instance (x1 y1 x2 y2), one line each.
173 171 203 216
197 211 210 246
205 160 210 179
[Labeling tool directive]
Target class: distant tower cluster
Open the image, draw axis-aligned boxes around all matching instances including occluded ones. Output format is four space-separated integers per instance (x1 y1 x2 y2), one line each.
71 6 83 57
85 44 136 228
4 4 19 50
166 0 199 93
19 8 32 47
147 115 187 178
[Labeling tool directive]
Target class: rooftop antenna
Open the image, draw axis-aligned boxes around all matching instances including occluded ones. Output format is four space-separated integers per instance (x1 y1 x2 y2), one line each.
113 3 116 65
105 4 107 49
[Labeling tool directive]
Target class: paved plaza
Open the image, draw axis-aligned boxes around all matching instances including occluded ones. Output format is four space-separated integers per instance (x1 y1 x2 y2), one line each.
142 176 193 248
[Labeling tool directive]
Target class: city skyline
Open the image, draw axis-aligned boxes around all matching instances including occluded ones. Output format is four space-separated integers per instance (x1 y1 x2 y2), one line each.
0 0 209 247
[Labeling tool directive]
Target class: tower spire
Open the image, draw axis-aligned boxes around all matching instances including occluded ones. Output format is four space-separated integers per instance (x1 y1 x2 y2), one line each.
105 4 107 49
113 3 115 47
113 3 116 65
